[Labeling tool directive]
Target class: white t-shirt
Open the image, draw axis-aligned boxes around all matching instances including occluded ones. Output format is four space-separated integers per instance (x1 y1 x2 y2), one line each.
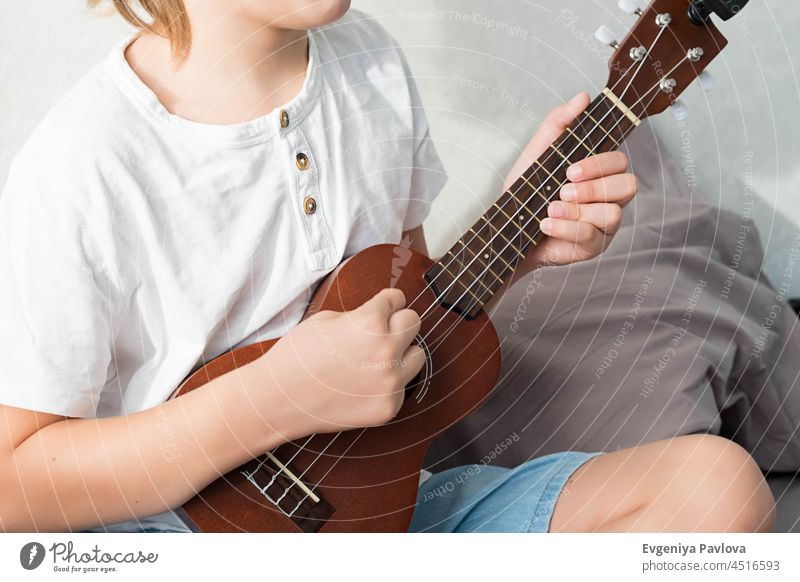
0 10 447 421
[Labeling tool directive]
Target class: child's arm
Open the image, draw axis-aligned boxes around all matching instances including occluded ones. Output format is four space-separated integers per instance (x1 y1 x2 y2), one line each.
0 367 285 532
0 289 424 532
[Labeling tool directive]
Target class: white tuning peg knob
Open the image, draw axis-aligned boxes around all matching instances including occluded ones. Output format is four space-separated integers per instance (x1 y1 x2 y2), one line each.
671 99 688 122
697 71 715 92
594 25 619 49
618 0 643 15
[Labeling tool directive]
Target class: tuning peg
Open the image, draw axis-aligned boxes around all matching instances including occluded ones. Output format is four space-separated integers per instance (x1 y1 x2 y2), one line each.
671 100 688 122
594 25 619 49
618 0 644 15
697 71 715 92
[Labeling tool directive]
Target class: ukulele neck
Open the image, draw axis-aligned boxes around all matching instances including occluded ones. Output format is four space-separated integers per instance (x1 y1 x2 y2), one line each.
424 89 641 319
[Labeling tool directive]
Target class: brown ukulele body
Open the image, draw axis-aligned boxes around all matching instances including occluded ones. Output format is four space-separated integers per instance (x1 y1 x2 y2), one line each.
171 244 502 532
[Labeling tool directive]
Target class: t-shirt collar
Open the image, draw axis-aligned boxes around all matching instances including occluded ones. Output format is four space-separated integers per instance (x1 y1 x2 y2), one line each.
108 30 322 148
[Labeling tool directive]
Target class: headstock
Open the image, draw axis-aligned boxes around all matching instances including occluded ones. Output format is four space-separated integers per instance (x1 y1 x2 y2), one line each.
604 0 731 122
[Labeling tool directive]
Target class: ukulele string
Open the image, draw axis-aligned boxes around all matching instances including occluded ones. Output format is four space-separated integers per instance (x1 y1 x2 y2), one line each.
402 23 670 320
272 431 343 508
418 57 689 352
265 29 681 511
255 434 316 500
286 428 369 519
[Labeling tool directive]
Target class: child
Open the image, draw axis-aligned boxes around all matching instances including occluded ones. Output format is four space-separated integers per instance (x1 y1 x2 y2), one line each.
0 0 775 533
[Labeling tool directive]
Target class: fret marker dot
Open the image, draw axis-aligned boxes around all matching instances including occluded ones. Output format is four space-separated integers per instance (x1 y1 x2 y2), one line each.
519 215 524 221
546 185 552 191
484 253 490 260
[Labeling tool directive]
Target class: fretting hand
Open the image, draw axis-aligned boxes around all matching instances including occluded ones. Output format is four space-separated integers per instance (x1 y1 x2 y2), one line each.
506 92 638 269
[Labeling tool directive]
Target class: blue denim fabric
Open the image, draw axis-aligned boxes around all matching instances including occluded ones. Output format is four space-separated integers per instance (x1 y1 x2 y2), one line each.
409 451 603 533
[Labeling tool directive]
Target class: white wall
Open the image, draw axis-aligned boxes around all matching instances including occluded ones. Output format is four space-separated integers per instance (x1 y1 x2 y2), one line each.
2 0 799 293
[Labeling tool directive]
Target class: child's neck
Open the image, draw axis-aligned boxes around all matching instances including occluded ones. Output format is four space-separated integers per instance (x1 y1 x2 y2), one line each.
126 23 309 125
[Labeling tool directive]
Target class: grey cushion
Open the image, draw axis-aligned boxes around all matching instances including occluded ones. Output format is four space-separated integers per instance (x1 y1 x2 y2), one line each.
769 474 800 532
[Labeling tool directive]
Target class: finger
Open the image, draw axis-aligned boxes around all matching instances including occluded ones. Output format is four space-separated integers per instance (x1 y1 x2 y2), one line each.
398 344 426 387
541 217 604 246
548 202 623 235
388 308 421 349
559 173 638 205
357 288 407 323
529 93 591 153
567 151 629 182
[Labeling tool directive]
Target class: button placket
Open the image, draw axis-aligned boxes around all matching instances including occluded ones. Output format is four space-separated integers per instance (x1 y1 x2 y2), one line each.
284 127 336 270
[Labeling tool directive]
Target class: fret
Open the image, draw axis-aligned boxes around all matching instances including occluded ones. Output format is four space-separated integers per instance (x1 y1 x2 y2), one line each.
518 172 550 204
468 228 518 270
446 248 505 285
565 126 594 155
446 248 504 283
458 228 514 270
506 192 552 233
521 204 543 227
492 203 538 246
458 240 514 280
425 89 638 319
583 96 631 149
583 111 621 148
518 173 537 191
505 189 545 235
529 162 557 201
479 214 526 255
548 144 570 164
507 190 540 220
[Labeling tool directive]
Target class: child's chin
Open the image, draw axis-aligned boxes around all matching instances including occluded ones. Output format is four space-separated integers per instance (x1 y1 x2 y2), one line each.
290 0 352 29
320 0 352 22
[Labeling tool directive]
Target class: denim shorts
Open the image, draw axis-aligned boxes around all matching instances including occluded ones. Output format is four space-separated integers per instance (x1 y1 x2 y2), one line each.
409 451 603 533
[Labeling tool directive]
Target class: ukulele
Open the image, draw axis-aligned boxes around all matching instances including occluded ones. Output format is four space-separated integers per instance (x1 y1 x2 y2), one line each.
170 0 748 532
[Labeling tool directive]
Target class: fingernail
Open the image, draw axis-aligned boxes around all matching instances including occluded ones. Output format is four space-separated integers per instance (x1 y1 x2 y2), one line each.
548 202 566 218
541 218 553 233
561 184 577 201
567 165 582 180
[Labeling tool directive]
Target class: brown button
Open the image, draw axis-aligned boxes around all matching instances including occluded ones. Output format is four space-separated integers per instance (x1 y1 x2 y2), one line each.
303 196 317 215
279 109 290 128
296 152 309 171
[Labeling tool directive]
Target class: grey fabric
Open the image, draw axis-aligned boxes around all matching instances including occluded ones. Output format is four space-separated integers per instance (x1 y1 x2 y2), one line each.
425 123 800 476
769 475 800 532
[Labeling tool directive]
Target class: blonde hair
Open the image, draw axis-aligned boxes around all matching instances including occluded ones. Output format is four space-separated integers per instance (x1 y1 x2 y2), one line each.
88 0 191 59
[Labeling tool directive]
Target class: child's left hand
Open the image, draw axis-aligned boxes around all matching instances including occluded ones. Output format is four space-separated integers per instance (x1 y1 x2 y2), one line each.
506 92 638 269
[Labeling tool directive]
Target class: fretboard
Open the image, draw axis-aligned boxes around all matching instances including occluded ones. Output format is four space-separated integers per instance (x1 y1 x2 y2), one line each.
424 90 640 319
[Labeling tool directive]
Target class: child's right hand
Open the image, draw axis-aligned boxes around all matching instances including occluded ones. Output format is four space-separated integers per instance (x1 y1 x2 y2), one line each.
255 288 426 437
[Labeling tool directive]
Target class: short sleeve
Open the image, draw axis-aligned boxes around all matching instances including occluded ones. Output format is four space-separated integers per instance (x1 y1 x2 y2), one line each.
398 52 448 231
0 156 117 417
